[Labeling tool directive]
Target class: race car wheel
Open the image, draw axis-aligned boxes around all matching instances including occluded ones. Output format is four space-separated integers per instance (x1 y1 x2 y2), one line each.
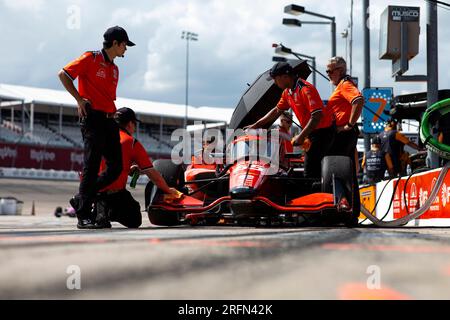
321 156 353 195
153 159 185 188
322 156 356 225
148 209 180 226
145 159 185 208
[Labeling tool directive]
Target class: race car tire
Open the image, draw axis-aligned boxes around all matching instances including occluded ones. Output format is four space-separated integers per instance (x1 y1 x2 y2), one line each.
148 209 180 226
322 156 357 225
321 156 353 195
145 159 185 208
153 159 185 188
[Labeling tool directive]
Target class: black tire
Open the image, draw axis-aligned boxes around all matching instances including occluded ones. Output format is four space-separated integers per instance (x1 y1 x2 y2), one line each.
147 160 185 226
321 156 353 195
322 156 359 226
148 209 180 226
153 159 184 188
145 159 184 208
144 180 154 209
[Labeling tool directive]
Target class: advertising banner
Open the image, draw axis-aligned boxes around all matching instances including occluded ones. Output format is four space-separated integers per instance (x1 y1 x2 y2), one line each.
362 88 393 134
0 143 84 171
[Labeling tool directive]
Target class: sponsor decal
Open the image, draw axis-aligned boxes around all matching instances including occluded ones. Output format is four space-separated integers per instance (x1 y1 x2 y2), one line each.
393 170 450 219
70 152 83 165
96 68 106 79
30 149 55 162
391 7 420 22
0 146 17 160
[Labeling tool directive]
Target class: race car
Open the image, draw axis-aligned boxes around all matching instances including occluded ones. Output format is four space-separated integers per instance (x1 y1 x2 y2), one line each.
145 60 357 227
146 138 356 227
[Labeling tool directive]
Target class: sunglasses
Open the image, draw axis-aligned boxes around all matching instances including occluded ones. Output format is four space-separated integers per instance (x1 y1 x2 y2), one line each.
326 67 342 75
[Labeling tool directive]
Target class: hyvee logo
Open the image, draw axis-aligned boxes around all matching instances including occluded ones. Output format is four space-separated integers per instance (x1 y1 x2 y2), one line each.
0 147 17 160
30 150 56 162
70 152 83 165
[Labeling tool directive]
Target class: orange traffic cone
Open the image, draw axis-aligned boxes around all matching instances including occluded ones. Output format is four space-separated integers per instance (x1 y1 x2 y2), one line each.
31 201 35 216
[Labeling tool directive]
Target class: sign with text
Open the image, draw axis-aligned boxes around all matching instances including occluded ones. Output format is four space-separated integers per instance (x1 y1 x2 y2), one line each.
362 88 393 134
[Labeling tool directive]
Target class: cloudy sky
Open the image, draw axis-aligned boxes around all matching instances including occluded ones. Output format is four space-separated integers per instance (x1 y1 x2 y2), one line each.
0 0 449 109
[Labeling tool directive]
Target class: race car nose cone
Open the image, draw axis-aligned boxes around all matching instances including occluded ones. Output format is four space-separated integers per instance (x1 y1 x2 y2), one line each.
230 187 257 200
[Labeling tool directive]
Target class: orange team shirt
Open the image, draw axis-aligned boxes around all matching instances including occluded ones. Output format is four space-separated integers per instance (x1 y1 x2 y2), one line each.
327 77 363 127
276 79 333 130
100 130 153 192
63 50 119 113
279 126 293 153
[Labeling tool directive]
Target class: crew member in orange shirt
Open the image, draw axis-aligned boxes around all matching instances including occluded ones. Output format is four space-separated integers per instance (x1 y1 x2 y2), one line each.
326 57 365 225
246 62 335 178
58 26 135 229
278 112 294 154
95 108 180 229
378 118 421 176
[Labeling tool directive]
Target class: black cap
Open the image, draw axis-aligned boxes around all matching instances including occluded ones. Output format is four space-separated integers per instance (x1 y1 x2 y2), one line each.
371 136 381 145
387 118 398 125
104 26 135 47
115 107 140 125
267 62 293 80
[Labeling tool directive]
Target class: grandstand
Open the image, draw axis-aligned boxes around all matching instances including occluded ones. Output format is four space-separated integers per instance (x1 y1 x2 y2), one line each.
0 83 233 171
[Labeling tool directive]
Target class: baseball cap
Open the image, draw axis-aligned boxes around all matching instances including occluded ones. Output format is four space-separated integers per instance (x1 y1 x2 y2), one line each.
267 62 294 80
104 26 135 47
115 107 141 124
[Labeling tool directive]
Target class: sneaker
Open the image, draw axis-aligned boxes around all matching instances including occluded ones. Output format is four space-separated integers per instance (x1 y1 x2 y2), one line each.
94 220 112 229
77 218 97 229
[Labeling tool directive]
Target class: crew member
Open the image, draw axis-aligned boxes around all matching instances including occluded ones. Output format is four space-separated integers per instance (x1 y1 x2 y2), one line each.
95 107 181 229
378 119 421 176
326 57 365 225
279 112 294 153
58 26 135 229
362 136 394 184
246 62 335 178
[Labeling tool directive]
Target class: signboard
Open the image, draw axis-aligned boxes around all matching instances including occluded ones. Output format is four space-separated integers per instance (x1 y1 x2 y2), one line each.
362 88 393 134
391 6 420 22
0 143 166 171
379 6 420 61
393 170 450 219
0 143 84 171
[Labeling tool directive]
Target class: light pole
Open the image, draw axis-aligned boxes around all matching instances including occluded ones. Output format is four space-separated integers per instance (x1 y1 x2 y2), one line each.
273 43 326 87
181 31 198 129
283 4 336 58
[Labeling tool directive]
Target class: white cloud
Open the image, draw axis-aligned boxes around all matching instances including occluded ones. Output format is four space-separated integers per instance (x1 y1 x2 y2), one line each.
0 0 449 108
2 0 44 11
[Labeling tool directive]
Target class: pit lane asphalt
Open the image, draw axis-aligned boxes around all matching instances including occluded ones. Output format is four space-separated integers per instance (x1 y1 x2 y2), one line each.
1 178 450 299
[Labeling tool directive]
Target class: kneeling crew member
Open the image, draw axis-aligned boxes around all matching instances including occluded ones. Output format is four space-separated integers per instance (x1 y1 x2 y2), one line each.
95 107 179 228
246 62 335 178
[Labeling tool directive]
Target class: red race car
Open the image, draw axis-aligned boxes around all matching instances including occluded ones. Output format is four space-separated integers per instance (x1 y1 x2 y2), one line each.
146 60 357 227
146 133 355 227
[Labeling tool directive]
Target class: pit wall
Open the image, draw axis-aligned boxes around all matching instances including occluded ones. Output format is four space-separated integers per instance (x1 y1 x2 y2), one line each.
360 167 450 227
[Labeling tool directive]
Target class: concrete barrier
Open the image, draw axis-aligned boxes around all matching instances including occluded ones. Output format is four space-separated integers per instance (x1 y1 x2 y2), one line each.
0 167 148 185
